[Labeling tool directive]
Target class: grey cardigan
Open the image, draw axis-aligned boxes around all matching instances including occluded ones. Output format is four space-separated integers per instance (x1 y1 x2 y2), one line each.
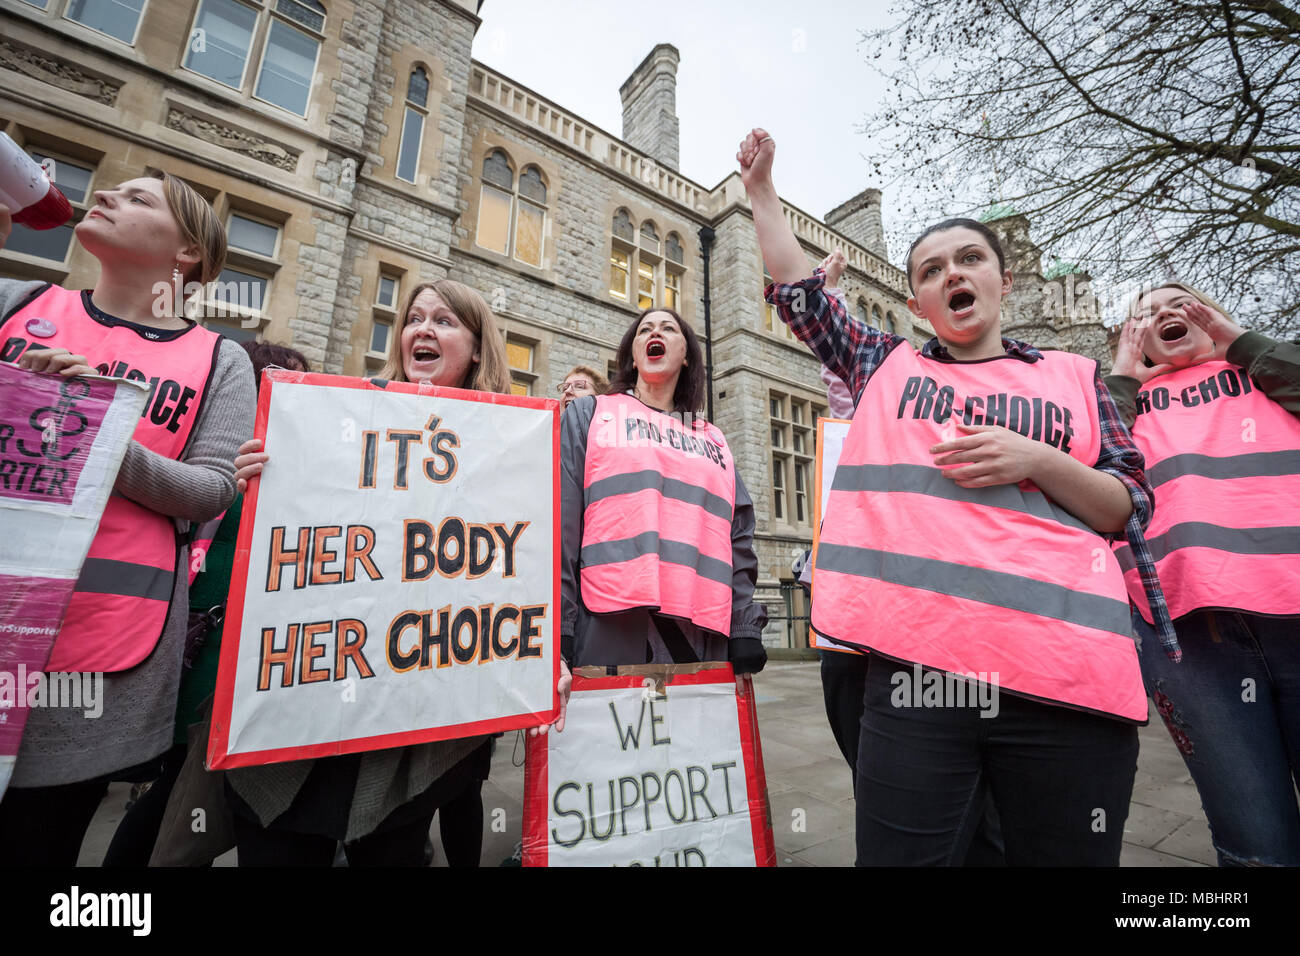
0 278 256 787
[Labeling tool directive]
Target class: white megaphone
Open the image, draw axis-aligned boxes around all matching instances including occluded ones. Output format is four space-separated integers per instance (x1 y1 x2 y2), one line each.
0 131 74 230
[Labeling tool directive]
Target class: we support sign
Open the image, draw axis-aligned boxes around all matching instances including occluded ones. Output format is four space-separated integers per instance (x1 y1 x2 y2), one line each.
523 664 776 866
0 364 146 796
208 371 559 769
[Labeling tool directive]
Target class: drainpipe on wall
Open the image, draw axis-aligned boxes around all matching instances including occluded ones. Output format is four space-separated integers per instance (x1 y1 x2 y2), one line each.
698 225 716 422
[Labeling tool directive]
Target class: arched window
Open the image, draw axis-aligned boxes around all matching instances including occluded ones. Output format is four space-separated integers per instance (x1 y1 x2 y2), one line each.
396 66 429 183
608 215 687 313
514 166 547 267
474 151 549 267
885 311 897 334
613 208 635 242
183 0 327 117
858 300 870 326
639 221 660 255
666 232 684 264
609 209 633 300
476 149 515 256
664 232 685 311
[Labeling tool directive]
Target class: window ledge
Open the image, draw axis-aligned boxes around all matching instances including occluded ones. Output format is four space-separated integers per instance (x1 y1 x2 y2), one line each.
191 302 266 330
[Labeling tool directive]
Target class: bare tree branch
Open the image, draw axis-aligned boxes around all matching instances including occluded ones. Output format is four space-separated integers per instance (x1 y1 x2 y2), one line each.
863 0 1300 334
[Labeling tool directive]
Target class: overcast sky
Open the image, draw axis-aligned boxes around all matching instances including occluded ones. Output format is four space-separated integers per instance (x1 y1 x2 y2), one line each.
472 0 904 245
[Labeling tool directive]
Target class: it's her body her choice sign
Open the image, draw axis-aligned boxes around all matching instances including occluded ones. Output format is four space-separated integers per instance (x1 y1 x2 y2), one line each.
208 370 559 769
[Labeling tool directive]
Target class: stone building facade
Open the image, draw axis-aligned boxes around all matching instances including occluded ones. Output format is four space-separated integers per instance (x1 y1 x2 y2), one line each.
0 1 1102 646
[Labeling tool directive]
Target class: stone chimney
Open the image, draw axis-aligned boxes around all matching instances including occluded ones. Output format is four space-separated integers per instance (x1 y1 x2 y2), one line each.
825 188 888 260
619 44 680 171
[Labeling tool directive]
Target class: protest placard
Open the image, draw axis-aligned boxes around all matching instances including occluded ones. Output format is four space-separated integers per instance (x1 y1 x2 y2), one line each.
0 364 147 796
207 370 559 769
810 417 854 653
522 663 776 867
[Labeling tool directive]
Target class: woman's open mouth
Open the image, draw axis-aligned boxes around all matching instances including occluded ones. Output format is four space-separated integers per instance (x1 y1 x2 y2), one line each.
948 290 976 317
1158 321 1188 342
412 345 440 362
646 340 666 358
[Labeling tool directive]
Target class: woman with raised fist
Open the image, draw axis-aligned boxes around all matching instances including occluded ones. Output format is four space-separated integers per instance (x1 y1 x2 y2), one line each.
740 126 1167 867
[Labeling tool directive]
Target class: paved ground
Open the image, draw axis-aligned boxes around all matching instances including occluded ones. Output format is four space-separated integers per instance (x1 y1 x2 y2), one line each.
76 661 1214 867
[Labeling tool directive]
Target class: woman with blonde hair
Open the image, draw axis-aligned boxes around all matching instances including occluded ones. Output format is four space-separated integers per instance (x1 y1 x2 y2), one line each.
0 173 255 866
228 277 511 866
556 364 608 412
1108 281 1300 866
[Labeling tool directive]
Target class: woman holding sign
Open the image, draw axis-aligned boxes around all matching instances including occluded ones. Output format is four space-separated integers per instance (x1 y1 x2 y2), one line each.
556 307 768 684
0 179 255 866
227 279 511 866
1108 285 1300 866
740 128 1168 866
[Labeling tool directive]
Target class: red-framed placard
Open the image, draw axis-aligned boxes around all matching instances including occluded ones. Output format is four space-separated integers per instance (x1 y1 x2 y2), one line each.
208 369 560 769
523 663 776 867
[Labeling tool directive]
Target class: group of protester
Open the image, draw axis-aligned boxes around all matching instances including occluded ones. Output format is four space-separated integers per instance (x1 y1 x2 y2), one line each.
0 124 1295 867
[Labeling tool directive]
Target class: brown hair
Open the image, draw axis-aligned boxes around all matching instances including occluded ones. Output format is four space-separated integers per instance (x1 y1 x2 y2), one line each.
378 278 511 394
563 364 609 393
242 341 310 387
607 307 706 414
156 172 226 286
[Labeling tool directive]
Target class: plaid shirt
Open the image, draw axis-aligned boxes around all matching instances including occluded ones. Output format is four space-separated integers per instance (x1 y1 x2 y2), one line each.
766 270 1181 661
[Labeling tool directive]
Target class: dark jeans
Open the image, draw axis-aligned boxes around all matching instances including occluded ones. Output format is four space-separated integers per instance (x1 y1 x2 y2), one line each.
823 650 1005 864
1134 608 1300 866
0 754 162 866
854 655 1138 866
233 808 437 866
820 650 869 779
102 742 189 867
0 777 109 866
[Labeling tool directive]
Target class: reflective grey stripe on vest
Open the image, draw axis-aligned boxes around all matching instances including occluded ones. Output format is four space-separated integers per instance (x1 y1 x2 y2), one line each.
1147 450 1300 488
1115 522 1300 567
587 469 732 521
816 543 1132 637
75 558 174 602
582 532 732 587
831 463 1093 534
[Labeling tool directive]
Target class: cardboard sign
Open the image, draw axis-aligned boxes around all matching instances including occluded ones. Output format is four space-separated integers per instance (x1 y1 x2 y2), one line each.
523 664 776 867
208 371 560 769
810 418 859 653
0 365 147 796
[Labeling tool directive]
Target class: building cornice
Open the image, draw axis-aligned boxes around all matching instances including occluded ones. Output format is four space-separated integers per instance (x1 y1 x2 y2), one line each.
352 227 453 270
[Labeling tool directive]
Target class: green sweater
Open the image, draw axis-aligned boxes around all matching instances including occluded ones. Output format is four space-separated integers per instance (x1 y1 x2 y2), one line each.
175 493 243 743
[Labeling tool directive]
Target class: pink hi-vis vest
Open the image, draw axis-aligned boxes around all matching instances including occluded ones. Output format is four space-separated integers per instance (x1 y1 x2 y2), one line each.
1115 361 1300 622
811 344 1146 722
1 285 222 671
581 392 736 636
